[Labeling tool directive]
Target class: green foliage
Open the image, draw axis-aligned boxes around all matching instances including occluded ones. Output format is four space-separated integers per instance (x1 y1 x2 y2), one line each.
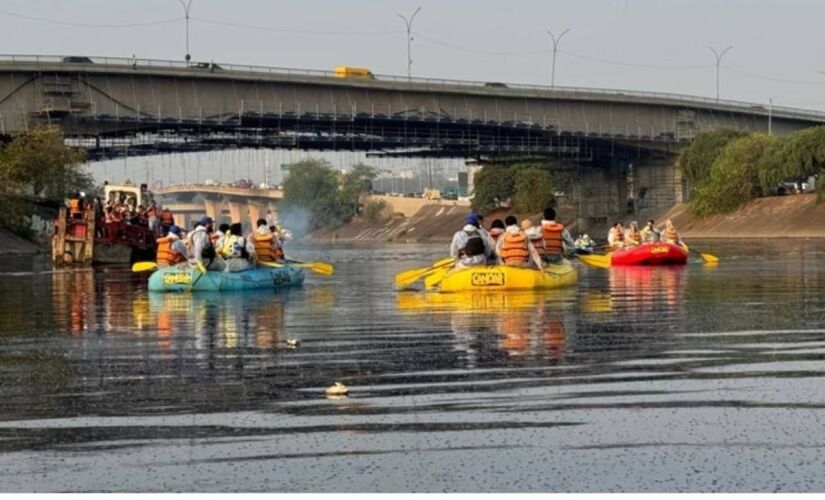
339 162 378 219
362 199 392 224
281 159 345 230
679 129 745 190
756 126 825 194
281 159 379 231
0 126 90 231
471 165 515 212
690 133 777 216
512 167 555 213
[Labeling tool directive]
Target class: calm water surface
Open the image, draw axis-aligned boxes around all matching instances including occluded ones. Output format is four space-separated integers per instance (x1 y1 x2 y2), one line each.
1 240 825 492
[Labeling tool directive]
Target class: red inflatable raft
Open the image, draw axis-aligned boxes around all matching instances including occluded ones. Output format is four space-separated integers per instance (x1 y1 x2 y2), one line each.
609 242 688 266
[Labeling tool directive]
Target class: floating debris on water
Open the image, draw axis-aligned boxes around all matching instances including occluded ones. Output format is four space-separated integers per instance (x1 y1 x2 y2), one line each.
325 381 349 397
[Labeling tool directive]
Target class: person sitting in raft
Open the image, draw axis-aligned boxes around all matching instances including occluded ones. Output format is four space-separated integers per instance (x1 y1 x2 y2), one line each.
156 225 189 268
213 223 231 257
496 216 543 269
488 219 506 243
521 218 544 254
222 223 256 272
450 214 495 268
640 219 660 243
662 219 683 245
574 234 595 252
607 222 626 250
539 207 576 263
190 216 224 272
252 219 284 263
624 221 642 246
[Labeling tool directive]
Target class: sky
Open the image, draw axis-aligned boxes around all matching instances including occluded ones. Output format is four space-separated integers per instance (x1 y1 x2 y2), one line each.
2 0 824 184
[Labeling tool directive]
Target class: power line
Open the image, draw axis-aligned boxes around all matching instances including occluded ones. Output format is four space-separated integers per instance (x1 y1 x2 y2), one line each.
190 16 403 36
0 7 182 28
559 49 714 70
724 66 825 87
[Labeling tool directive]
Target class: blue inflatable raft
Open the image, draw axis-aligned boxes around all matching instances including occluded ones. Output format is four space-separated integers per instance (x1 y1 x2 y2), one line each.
147 263 305 292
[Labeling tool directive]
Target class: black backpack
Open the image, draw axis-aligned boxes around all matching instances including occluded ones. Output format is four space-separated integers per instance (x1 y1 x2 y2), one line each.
463 230 485 257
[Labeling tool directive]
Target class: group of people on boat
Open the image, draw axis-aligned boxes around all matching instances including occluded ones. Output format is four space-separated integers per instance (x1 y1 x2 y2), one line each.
606 219 682 250
156 216 293 273
450 207 574 269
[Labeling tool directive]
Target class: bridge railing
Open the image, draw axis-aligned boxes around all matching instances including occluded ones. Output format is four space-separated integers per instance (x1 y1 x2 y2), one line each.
2 54 825 121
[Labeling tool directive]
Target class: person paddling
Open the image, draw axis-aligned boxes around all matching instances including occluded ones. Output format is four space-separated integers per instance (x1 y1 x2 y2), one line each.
538 207 575 264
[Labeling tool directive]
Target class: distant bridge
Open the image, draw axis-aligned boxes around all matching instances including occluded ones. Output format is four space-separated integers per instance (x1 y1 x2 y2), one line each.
0 54 823 163
154 183 282 231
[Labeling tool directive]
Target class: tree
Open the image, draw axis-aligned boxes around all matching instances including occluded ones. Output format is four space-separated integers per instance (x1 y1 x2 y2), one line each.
340 162 378 219
756 126 825 195
471 165 516 212
512 167 555 213
0 126 90 232
679 129 745 191
362 199 392 224
691 133 777 216
280 159 344 231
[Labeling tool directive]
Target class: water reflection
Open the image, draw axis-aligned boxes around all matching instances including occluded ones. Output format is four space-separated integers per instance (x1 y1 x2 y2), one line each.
397 290 576 365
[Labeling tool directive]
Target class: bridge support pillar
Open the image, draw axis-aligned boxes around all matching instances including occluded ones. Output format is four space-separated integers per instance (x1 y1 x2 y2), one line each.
203 196 224 224
246 202 263 229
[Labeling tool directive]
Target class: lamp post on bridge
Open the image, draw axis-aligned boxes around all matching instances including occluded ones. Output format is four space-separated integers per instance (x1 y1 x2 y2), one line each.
399 7 422 81
177 0 194 63
547 28 570 88
709 45 732 101
768 97 775 135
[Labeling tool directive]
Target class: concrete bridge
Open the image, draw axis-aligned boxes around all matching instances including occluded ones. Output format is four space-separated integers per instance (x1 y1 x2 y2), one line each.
0 54 823 163
153 183 282 231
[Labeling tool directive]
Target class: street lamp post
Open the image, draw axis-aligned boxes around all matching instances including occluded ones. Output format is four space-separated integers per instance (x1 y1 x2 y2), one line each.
768 97 775 135
399 7 422 81
177 0 193 63
709 45 732 101
547 28 570 88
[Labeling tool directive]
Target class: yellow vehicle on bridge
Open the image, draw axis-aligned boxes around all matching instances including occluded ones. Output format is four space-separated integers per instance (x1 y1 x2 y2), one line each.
333 66 376 79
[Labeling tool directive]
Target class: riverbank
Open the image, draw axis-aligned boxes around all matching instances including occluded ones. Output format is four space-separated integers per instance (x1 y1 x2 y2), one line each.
0 229 47 255
306 204 577 243
663 193 825 238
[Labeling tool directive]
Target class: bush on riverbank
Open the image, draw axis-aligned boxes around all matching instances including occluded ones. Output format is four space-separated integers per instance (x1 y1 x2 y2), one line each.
686 126 825 216
362 199 392 224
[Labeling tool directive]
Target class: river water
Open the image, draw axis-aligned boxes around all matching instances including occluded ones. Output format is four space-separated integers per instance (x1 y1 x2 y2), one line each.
0 240 824 492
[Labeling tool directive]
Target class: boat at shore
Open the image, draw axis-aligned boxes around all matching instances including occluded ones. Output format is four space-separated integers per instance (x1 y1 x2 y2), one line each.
426 259 578 292
148 263 305 292
609 242 688 266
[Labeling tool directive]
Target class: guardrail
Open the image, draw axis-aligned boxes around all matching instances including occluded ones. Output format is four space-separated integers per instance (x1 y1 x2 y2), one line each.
1 54 824 121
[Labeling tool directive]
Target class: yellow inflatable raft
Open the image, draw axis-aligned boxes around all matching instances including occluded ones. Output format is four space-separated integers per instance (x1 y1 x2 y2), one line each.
425 259 578 292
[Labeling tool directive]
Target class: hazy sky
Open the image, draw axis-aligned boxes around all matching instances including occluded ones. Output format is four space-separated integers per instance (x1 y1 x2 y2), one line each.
2 0 824 183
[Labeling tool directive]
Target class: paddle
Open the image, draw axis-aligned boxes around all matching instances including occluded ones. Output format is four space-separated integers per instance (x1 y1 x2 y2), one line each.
259 260 334 276
286 258 335 276
395 257 456 288
423 265 452 289
687 247 719 265
132 261 157 272
575 252 611 269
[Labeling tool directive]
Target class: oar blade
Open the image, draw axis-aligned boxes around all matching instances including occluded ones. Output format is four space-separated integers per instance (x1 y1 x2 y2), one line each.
700 252 719 264
396 267 431 287
307 262 335 276
577 253 611 269
424 266 450 289
132 261 157 273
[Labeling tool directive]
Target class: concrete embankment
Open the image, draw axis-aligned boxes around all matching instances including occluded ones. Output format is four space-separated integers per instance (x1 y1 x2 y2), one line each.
661 193 825 238
0 229 47 255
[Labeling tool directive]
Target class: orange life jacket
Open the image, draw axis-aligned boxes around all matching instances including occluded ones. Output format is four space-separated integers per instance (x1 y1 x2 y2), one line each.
159 209 174 225
540 221 564 256
156 236 186 267
500 231 530 265
627 228 641 244
252 233 280 262
664 226 678 242
69 199 81 215
488 227 504 242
